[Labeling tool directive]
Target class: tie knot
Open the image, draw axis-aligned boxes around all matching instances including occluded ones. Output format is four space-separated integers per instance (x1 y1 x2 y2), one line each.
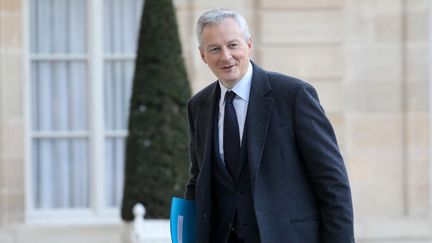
225 91 236 104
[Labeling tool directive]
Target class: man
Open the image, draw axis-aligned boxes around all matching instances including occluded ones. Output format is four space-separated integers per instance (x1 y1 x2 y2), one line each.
184 8 355 243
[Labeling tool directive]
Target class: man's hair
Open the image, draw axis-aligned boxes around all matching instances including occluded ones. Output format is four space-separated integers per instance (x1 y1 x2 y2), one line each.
196 9 251 47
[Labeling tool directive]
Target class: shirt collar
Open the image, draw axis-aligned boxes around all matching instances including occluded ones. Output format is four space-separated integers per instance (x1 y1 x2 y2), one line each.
219 61 253 103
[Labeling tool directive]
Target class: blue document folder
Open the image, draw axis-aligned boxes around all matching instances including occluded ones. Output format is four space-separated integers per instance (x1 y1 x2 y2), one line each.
170 197 197 243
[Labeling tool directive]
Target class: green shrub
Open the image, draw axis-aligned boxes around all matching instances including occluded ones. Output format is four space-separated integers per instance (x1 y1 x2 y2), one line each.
121 0 191 220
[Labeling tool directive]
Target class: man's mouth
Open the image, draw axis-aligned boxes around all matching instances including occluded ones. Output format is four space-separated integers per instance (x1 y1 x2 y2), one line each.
222 64 235 70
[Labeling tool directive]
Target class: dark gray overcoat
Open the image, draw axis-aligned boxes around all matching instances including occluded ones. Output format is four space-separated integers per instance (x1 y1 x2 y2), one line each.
185 62 355 243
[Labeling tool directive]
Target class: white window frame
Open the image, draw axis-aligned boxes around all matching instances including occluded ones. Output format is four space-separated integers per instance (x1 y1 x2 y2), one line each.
23 0 136 224
429 0 432 219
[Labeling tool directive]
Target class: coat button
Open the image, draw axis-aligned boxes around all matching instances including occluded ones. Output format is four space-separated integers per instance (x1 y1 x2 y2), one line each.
229 222 234 230
236 190 241 195
202 213 208 219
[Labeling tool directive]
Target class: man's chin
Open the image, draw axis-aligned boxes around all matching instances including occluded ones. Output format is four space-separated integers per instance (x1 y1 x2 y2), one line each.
219 78 239 89
219 74 238 83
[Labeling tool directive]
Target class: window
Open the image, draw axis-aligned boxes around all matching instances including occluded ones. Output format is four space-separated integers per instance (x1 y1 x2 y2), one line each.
28 0 144 221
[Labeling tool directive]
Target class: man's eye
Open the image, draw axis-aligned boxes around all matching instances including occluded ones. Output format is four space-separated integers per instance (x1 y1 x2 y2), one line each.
229 44 238 48
209 48 219 52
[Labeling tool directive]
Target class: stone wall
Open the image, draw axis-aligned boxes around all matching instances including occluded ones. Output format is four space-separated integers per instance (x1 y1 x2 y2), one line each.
0 0 25 227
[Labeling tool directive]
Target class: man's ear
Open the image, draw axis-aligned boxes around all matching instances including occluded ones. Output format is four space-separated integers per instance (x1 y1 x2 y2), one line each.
199 47 208 64
247 38 253 56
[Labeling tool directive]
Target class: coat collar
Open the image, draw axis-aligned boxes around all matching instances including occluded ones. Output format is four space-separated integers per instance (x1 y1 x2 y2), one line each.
196 81 220 169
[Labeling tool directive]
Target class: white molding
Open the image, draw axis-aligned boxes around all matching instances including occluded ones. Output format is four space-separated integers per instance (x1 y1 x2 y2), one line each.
30 53 88 61
23 0 34 219
31 131 89 138
30 130 128 138
105 130 128 137
88 0 106 217
104 53 136 60
429 0 432 220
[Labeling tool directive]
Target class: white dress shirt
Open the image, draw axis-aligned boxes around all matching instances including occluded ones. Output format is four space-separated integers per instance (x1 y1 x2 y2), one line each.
218 62 253 163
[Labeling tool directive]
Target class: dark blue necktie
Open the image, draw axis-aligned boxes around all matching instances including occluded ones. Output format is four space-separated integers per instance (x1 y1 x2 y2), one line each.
224 91 240 178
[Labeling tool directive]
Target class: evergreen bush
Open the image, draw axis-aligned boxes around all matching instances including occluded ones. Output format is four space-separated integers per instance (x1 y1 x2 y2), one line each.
121 0 191 220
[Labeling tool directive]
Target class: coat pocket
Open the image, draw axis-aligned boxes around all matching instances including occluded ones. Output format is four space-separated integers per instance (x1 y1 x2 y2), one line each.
266 126 290 143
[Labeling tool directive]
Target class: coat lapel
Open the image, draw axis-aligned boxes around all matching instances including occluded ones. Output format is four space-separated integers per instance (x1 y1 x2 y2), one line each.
195 82 220 199
246 63 273 190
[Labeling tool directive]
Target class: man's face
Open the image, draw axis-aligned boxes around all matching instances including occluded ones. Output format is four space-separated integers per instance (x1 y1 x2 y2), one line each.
199 18 253 89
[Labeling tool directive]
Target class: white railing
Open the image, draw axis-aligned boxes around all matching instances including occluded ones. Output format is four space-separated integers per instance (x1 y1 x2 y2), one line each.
126 203 171 243
131 203 146 243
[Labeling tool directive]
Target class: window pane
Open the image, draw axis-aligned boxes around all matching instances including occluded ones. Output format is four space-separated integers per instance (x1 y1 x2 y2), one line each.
104 60 134 131
31 61 88 131
104 0 144 53
105 138 125 207
32 138 90 209
31 0 87 54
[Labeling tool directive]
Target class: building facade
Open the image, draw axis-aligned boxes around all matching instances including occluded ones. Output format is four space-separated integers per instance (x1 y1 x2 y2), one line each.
1 0 431 242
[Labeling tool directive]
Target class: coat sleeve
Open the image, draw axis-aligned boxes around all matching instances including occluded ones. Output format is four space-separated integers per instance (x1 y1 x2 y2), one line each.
293 83 355 243
184 100 199 201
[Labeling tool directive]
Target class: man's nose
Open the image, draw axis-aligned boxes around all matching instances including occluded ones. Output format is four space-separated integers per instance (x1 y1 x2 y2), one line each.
220 48 232 61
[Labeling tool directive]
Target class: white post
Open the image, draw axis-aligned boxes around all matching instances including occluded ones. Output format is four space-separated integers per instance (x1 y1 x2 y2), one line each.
131 203 146 243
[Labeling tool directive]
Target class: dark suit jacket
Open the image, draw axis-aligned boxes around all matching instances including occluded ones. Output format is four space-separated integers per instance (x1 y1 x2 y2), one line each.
185 62 355 243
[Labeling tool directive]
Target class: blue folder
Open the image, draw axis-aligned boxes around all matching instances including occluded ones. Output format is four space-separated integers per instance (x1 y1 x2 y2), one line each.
170 197 197 243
